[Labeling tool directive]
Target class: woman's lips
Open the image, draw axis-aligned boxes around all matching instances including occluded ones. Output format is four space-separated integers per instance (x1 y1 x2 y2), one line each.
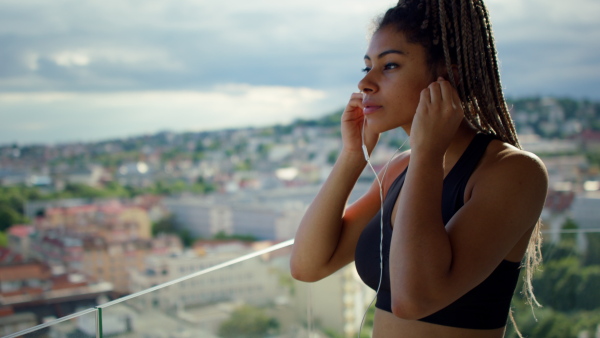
363 105 382 115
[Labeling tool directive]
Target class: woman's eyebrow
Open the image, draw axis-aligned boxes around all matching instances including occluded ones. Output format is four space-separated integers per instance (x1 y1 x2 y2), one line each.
364 49 407 61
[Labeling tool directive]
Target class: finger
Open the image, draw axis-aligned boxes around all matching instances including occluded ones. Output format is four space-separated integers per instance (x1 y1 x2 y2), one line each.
437 79 451 102
437 79 462 112
440 81 460 113
450 85 462 111
420 87 432 105
347 93 364 109
428 81 442 104
350 92 363 100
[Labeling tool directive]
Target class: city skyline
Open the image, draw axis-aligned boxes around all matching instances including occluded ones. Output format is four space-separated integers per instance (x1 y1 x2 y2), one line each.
1 0 599 145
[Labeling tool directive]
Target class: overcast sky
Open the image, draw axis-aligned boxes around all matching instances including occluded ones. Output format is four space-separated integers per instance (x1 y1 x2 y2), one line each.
1 0 599 145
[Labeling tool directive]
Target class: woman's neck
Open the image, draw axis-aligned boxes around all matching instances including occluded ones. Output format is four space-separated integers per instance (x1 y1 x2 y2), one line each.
442 120 478 174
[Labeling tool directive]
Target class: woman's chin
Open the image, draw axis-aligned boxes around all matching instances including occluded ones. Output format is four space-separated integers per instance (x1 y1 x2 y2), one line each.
367 120 410 135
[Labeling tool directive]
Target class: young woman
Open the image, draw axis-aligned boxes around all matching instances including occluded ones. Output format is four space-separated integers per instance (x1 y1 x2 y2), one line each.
290 0 548 337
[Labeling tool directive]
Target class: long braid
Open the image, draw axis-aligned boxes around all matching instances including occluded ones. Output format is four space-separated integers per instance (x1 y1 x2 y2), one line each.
420 0 519 146
377 0 543 334
460 1 480 129
475 3 512 144
437 1 455 87
449 0 466 102
480 3 521 147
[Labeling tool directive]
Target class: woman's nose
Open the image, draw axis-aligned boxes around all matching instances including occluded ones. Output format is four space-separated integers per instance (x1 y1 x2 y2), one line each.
358 74 377 94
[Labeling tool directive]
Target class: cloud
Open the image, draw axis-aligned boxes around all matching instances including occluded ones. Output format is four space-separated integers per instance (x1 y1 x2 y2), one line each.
1 0 597 95
0 0 598 144
0 0 394 92
0 85 334 144
486 0 600 98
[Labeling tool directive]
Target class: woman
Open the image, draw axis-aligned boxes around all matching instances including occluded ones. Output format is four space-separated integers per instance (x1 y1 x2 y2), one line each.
290 0 548 337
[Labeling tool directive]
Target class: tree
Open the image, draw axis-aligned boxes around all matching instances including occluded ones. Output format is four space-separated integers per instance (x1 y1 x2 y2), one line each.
213 231 257 242
152 215 196 247
561 218 579 243
218 305 279 338
0 204 26 232
152 215 177 236
578 266 600 310
327 150 338 165
529 311 573 338
178 229 195 247
0 231 7 248
583 232 600 266
533 256 582 312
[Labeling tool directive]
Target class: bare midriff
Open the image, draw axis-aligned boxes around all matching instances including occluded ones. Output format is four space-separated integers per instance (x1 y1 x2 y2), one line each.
371 308 506 338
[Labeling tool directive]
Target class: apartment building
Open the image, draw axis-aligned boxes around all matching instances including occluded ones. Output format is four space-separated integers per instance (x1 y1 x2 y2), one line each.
28 229 181 295
128 241 283 311
0 257 112 336
571 191 600 230
35 202 152 241
85 234 181 294
293 263 375 338
163 194 306 241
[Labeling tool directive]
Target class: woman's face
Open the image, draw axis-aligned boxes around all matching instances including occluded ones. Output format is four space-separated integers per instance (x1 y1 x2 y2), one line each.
359 25 436 135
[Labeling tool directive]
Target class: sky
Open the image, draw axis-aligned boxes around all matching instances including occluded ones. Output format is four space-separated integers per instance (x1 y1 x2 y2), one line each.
0 0 599 145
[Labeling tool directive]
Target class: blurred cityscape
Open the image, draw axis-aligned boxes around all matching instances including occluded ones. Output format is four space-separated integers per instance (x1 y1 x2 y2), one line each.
1 96 600 337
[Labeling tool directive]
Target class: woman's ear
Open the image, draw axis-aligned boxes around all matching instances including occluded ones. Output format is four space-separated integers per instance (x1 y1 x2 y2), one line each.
450 65 461 85
442 65 461 85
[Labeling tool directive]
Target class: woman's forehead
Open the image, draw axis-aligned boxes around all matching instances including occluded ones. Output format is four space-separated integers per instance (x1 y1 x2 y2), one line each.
365 26 424 60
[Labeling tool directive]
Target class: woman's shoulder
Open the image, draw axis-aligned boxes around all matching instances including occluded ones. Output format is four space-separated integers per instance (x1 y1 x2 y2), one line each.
479 138 548 187
387 149 412 176
489 138 546 169
377 149 411 194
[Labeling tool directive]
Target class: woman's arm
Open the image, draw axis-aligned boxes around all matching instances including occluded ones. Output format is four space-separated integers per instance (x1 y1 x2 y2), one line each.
388 79 548 319
290 92 384 282
290 150 375 281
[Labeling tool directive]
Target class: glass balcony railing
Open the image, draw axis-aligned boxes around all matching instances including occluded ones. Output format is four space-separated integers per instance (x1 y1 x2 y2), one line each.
4 229 600 338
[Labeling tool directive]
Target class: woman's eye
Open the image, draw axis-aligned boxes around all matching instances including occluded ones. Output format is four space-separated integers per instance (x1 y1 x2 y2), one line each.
384 63 399 70
361 66 371 73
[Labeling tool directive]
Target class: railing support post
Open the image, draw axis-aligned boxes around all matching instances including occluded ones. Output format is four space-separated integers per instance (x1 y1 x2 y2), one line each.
96 307 103 338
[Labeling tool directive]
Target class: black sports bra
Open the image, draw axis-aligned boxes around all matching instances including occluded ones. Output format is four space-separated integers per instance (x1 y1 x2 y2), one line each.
354 133 521 330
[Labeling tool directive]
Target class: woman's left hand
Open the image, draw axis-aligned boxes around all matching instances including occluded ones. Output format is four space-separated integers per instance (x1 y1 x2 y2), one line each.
410 77 464 157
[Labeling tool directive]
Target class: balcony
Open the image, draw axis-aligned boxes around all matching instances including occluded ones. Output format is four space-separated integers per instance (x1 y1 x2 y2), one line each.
3 229 600 338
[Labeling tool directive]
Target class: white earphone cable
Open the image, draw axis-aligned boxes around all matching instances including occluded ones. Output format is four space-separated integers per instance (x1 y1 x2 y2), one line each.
357 116 407 337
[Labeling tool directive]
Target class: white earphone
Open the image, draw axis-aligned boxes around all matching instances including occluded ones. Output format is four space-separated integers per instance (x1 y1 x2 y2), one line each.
357 114 408 337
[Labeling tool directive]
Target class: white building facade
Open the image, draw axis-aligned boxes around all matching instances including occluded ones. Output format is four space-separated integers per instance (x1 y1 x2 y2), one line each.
128 243 284 311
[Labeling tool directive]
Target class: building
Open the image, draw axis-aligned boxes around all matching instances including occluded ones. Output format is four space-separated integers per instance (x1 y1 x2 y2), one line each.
59 165 105 187
29 229 181 295
164 181 373 241
229 203 296 240
293 263 375 338
34 202 152 241
541 189 576 242
82 234 182 294
163 197 233 238
540 155 588 190
0 307 36 337
0 257 112 337
128 241 284 311
7 225 35 261
30 229 86 271
571 192 600 230
163 190 314 241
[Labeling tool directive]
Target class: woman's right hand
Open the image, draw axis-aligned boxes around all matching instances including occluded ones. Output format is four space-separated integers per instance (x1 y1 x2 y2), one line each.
340 92 379 159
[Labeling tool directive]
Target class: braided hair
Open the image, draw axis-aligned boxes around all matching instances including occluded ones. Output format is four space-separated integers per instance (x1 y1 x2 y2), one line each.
375 0 542 333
